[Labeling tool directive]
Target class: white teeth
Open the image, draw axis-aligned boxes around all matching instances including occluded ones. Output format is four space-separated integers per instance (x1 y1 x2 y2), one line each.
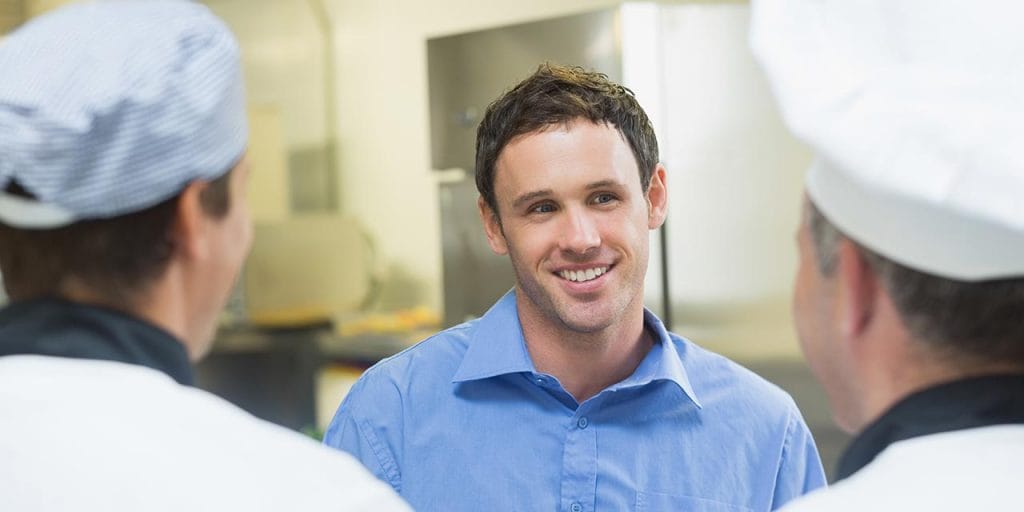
558 266 609 283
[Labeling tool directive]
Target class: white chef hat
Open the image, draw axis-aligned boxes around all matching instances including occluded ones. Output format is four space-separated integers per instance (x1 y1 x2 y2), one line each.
750 0 1024 281
0 0 246 229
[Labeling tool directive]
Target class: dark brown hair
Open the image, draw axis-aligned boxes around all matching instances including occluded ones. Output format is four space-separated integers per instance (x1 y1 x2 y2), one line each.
0 169 233 305
806 200 1024 365
475 63 659 216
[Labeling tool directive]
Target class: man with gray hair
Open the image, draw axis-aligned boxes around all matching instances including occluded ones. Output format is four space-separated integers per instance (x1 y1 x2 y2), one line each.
751 0 1024 509
0 2 408 510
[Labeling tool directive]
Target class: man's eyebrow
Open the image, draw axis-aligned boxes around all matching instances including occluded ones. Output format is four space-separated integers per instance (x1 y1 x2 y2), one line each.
586 179 623 190
512 189 553 209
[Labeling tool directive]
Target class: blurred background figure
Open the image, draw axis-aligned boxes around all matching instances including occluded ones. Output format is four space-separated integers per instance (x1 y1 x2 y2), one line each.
0 1 408 510
752 0 1024 509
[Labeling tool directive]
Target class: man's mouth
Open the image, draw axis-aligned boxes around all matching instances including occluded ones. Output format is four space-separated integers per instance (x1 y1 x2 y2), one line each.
557 266 610 283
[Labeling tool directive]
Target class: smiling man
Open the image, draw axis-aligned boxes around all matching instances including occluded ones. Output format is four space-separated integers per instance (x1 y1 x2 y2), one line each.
325 64 826 511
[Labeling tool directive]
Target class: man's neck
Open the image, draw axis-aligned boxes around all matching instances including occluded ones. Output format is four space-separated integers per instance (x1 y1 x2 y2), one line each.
59 277 195 359
859 346 1024 432
518 299 653 404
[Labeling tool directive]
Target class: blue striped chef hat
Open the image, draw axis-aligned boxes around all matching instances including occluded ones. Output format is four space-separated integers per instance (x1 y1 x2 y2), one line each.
0 0 247 229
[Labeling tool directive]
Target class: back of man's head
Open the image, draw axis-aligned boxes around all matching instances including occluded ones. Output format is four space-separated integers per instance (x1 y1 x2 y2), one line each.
806 201 1024 369
0 0 247 307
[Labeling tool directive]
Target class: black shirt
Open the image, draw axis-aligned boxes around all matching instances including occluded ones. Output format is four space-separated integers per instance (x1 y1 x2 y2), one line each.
0 298 193 385
837 374 1024 480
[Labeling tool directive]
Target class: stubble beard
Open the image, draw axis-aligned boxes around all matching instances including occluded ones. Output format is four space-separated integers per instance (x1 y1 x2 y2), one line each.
508 250 646 342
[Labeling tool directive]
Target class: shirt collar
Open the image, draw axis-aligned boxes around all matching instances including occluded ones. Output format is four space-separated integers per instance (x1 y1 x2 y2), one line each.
0 298 194 385
612 308 701 408
837 374 1024 481
451 290 702 408
452 291 536 382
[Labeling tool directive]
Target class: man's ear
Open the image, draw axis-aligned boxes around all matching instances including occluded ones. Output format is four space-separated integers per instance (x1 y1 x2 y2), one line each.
646 164 668 229
173 180 212 262
478 196 508 255
835 239 879 341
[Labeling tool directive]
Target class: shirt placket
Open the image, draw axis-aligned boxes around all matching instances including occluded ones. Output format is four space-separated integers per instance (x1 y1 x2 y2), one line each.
559 400 600 512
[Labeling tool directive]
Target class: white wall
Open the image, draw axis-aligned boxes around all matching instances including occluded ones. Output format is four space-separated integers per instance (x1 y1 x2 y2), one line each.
206 0 328 149
659 4 810 304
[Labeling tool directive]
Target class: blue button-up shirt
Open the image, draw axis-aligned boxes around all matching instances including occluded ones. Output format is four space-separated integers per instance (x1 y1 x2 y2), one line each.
325 291 826 511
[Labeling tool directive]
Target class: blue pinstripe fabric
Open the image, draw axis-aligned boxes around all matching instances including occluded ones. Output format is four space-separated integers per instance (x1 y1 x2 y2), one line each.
0 0 246 227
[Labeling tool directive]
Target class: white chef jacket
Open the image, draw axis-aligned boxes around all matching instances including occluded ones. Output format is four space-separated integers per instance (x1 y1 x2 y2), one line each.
782 375 1024 512
0 355 411 511
781 425 1024 512
0 298 409 512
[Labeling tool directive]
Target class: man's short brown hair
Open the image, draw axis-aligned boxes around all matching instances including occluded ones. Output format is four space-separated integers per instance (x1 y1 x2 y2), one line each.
475 63 659 216
0 170 233 305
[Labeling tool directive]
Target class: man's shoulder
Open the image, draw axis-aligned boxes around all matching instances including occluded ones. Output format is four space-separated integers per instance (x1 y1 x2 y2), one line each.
121 368 410 509
360 320 476 380
2 355 340 456
666 332 800 418
786 426 1024 511
0 356 409 510
342 320 480 410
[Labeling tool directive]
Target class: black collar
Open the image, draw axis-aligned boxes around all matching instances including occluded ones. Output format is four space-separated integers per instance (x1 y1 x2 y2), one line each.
0 298 193 385
837 374 1024 480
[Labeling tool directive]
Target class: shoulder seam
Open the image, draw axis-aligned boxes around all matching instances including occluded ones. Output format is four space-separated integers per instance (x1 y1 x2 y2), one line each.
354 416 402 493
363 322 474 375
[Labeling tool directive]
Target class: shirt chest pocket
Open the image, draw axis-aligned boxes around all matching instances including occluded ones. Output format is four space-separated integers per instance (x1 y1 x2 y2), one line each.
636 491 753 512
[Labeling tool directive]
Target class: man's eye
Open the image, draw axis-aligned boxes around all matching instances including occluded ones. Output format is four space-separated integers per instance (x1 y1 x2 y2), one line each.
593 193 616 204
531 203 556 214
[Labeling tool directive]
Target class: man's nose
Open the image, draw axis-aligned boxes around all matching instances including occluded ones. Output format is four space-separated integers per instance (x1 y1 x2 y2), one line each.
558 206 601 255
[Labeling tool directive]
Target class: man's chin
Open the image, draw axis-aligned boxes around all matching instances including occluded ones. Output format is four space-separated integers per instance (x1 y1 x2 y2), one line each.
554 306 615 335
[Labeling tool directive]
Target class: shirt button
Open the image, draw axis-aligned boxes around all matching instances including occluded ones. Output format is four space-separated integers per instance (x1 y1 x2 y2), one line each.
570 503 583 512
577 417 589 429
